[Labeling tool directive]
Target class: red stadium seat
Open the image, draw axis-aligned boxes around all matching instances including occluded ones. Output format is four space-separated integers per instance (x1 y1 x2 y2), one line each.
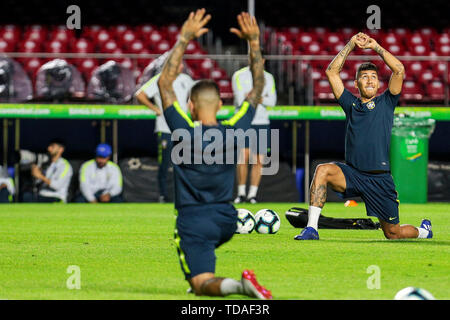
385 44 404 56
407 33 425 47
101 40 119 54
382 32 400 46
143 30 163 46
199 58 216 78
185 41 200 54
128 40 145 54
295 33 316 49
314 79 334 100
426 81 445 101
402 80 424 101
406 61 426 78
82 25 102 40
391 28 411 38
110 25 129 39
0 25 21 41
77 58 99 81
431 62 447 80
136 48 153 69
155 40 171 54
164 24 180 42
19 39 41 53
345 80 358 95
365 29 384 41
418 70 435 83
120 58 134 70
436 33 449 46
71 38 94 53
0 39 14 52
411 44 431 56
24 30 46 43
46 40 67 53
218 79 233 99
436 44 450 56
119 30 137 50
95 29 112 47
303 42 322 55
135 25 155 38
50 28 74 44
22 57 43 79
210 68 228 81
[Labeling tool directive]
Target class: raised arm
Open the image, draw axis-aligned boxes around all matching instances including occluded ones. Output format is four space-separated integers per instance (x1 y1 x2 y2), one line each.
230 12 264 108
356 35 405 95
158 9 211 109
325 33 364 99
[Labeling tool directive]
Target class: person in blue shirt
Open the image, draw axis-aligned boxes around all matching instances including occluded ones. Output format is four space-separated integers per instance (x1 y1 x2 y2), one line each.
157 9 272 299
295 32 433 241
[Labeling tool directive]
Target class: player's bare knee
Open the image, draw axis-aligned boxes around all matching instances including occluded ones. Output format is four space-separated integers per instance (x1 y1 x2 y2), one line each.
382 227 401 239
314 164 333 181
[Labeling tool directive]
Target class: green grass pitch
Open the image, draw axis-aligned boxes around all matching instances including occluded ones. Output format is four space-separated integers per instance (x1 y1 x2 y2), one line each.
0 202 449 300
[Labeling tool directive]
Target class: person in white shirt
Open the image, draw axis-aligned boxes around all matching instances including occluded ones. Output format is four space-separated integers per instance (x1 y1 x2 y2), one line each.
0 165 15 203
28 139 73 203
75 143 123 203
232 57 277 204
135 58 194 203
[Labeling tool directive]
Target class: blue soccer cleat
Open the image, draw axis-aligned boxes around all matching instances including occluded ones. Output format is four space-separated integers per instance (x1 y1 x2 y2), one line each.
420 219 433 239
294 227 319 240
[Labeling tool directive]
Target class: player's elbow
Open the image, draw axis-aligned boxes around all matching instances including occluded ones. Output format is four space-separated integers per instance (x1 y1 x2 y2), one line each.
157 76 173 92
394 64 406 77
325 68 337 77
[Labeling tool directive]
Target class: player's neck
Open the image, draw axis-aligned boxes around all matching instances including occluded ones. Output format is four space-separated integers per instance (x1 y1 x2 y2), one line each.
360 95 376 103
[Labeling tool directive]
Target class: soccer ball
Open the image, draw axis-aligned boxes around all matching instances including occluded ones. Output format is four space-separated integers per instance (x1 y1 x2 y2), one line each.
394 287 435 300
235 208 256 234
254 209 281 234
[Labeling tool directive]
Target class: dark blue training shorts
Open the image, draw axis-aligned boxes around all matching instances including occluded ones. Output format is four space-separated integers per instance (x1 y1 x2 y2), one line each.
244 124 271 155
174 203 237 279
334 162 400 224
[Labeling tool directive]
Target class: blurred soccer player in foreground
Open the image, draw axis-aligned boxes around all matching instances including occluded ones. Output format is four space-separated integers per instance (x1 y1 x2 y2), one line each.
157 9 272 299
295 32 433 241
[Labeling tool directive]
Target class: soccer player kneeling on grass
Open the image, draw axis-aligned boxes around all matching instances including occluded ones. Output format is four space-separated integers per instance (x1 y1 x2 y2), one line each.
157 9 272 299
295 32 433 241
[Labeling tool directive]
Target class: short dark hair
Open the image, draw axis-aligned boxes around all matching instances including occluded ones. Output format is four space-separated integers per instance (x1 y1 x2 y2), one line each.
48 138 65 148
356 62 378 79
190 79 220 101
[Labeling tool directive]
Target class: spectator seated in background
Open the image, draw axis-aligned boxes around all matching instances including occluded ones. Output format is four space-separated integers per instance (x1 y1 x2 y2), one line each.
24 139 73 203
0 165 15 203
75 143 124 203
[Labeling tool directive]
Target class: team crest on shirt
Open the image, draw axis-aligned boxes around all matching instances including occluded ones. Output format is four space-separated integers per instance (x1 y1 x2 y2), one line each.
366 101 376 110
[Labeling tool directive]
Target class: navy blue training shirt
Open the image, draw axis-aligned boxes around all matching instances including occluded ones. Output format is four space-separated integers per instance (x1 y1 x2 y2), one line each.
164 101 255 209
338 88 401 172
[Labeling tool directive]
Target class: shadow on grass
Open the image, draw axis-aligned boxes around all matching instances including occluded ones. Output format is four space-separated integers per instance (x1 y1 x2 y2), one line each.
318 238 450 246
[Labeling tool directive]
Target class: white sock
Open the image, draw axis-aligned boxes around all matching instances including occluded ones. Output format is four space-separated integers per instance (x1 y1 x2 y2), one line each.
307 206 321 231
237 185 246 197
220 278 243 296
417 227 430 239
247 185 258 199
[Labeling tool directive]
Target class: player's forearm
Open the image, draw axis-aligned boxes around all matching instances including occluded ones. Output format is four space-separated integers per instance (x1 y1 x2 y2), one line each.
373 44 405 76
247 39 265 105
136 92 160 114
159 38 188 86
158 38 188 108
326 41 355 75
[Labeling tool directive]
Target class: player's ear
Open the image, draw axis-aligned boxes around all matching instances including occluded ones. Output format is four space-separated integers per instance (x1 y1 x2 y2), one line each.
354 79 358 89
217 99 223 111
